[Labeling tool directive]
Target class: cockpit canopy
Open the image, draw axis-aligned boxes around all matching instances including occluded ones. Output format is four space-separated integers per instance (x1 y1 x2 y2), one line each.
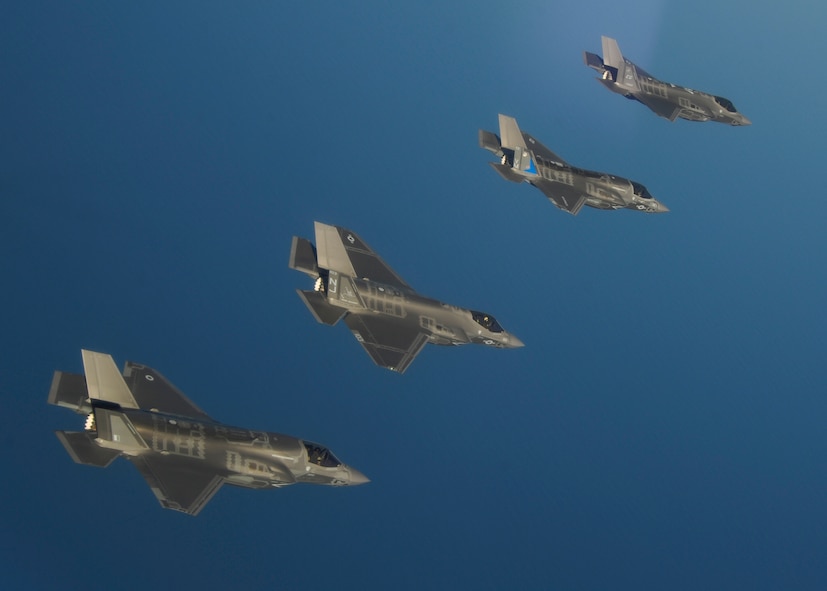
471 311 504 333
713 96 737 113
304 441 341 468
631 181 653 199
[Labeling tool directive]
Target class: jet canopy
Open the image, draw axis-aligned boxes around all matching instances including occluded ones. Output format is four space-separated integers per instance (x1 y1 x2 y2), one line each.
713 96 738 113
304 442 341 468
631 181 653 199
471 311 504 333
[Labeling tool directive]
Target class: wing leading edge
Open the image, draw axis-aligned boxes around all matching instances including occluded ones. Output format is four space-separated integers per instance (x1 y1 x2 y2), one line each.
122 361 213 421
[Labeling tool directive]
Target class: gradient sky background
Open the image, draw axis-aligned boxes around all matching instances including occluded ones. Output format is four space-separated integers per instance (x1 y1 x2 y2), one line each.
3 1 826 589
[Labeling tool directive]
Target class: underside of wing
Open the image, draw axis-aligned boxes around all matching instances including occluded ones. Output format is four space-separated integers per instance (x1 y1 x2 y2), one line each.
532 180 588 215
344 314 429 374
122 361 213 421
130 455 224 516
522 133 568 166
635 95 680 121
314 222 412 290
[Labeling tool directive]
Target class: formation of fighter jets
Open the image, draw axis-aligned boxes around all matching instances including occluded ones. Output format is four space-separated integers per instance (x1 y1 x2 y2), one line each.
51 35 749 514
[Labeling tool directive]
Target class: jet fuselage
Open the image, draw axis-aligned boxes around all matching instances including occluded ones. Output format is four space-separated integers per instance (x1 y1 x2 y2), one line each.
585 36 750 126
598 72 750 125
510 149 667 213
91 406 366 488
323 273 521 348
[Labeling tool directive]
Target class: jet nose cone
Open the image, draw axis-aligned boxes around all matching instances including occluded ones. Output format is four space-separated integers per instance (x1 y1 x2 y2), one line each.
741 116 752 126
348 468 370 486
506 334 525 348
655 202 669 213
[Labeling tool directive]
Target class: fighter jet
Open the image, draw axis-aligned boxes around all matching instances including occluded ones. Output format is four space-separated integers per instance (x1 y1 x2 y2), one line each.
49 350 368 516
289 221 523 374
479 114 668 215
584 36 751 125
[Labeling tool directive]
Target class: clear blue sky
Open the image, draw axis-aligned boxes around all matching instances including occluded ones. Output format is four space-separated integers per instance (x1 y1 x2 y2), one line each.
2 1 826 589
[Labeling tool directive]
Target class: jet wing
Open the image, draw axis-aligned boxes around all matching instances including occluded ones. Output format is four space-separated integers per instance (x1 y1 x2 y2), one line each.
121 361 213 421
522 133 568 166
130 455 225 516
635 95 680 121
531 179 587 215
314 221 412 290
344 314 429 374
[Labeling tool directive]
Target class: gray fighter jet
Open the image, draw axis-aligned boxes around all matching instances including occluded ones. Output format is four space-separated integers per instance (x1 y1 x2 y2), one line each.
49 350 368 516
584 36 750 125
479 114 668 215
289 221 523 374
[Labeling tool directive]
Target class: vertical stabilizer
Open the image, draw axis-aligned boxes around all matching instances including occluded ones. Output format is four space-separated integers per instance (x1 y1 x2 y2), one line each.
497 114 536 175
498 114 527 150
81 350 139 409
314 222 358 277
601 36 624 70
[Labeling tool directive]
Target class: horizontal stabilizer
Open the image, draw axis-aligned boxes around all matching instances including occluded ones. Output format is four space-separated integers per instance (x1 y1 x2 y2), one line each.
478 129 503 155
55 431 119 468
81 350 138 409
583 51 604 71
289 236 319 277
48 371 92 414
488 162 525 184
297 290 347 326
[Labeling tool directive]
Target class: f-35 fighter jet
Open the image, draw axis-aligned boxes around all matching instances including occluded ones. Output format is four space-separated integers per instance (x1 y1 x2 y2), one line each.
584 36 750 125
289 221 523 374
480 114 668 215
49 350 368 516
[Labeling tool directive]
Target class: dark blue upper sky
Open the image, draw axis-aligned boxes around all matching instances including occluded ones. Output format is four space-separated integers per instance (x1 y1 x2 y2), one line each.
3 1 826 589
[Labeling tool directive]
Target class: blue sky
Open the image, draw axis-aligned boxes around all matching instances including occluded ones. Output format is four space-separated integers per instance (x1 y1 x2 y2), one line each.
2 1 827 589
